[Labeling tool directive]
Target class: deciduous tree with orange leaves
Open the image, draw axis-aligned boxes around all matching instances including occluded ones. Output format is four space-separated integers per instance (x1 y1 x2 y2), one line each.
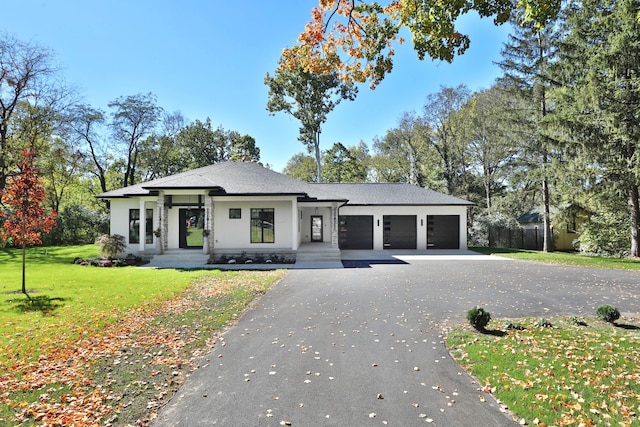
0 149 57 299
280 0 561 88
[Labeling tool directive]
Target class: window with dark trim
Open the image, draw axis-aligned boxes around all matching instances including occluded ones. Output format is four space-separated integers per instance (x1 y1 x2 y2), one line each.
129 208 154 244
229 208 242 219
250 208 274 243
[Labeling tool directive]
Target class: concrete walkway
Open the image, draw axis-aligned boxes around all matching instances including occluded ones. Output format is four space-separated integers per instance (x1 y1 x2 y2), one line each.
153 256 640 426
143 249 497 270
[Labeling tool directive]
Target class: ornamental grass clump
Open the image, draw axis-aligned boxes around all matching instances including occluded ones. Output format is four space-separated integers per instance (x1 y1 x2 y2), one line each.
467 306 491 331
596 304 621 323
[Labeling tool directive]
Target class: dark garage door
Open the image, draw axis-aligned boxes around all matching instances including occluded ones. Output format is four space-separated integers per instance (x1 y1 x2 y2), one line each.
427 215 460 249
339 216 373 249
383 215 417 249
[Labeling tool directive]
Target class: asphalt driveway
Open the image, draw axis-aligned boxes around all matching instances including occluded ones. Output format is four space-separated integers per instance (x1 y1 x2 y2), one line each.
153 255 640 426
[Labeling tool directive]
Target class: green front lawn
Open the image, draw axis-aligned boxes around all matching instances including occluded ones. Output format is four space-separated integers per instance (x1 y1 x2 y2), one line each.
0 245 205 361
447 317 640 426
471 247 640 271
0 245 286 425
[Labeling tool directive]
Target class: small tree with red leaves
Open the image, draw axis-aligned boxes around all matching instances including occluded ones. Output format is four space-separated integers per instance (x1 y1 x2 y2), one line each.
0 149 57 299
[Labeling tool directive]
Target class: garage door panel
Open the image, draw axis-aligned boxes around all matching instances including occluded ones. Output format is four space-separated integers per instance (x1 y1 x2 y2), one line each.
427 215 459 249
339 216 373 249
383 215 417 249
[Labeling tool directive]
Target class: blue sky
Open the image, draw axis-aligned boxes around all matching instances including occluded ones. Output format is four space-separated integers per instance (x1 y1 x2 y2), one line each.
4 1 511 172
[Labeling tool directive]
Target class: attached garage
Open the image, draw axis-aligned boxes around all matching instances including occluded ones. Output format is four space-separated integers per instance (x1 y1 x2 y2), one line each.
383 215 417 249
427 215 460 249
312 182 473 251
339 215 374 249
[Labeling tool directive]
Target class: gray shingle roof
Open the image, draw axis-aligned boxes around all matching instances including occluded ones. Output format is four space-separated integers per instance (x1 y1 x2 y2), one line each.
97 162 473 206
97 162 311 198
311 183 473 206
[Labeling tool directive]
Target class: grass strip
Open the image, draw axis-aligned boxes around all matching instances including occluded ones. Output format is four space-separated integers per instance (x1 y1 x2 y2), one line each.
471 247 640 271
446 316 640 426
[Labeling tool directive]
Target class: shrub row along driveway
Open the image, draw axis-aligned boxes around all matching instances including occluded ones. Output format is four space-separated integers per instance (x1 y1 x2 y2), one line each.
153 255 640 426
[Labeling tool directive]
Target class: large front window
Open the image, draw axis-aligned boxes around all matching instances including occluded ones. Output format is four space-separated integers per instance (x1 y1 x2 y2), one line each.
129 209 153 244
251 208 274 243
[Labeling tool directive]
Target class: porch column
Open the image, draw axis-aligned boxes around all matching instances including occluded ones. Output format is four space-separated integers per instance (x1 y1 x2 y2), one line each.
157 191 166 254
138 199 146 253
204 195 214 255
331 203 339 248
292 201 299 250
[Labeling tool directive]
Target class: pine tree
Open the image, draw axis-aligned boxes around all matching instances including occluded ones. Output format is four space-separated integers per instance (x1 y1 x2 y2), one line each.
497 18 560 251
554 0 640 256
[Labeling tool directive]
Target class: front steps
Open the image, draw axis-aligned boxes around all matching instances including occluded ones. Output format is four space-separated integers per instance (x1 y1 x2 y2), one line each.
145 249 210 268
294 243 343 268
143 245 345 269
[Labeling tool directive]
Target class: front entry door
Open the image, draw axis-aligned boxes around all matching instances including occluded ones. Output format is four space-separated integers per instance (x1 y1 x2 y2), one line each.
311 215 323 242
179 208 204 248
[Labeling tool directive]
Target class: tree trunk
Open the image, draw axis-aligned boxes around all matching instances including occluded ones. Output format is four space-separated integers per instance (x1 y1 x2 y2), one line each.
484 178 491 213
629 184 640 257
21 243 31 300
314 130 322 183
407 139 419 186
542 175 553 252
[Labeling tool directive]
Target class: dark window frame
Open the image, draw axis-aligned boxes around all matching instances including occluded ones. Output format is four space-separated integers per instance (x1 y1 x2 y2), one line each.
229 208 242 219
250 208 274 243
129 208 154 244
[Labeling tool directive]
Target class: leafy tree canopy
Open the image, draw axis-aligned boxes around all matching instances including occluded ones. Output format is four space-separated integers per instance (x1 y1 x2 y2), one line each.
265 65 357 182
0 149 57 297
280 0 562 88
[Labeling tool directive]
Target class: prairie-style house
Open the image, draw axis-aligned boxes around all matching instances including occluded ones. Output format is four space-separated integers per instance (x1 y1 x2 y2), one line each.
97 162 473 261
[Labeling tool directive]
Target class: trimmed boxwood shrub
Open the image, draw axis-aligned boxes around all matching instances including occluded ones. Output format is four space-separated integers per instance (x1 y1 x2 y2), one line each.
467 306 491 330
596 304 621 323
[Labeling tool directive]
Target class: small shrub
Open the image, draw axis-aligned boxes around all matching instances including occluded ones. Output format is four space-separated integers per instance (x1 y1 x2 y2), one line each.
596 304 621 323
502 321 525 331
96 234 127 258
534 318 553 328
467 306 491 330
569 316 588 326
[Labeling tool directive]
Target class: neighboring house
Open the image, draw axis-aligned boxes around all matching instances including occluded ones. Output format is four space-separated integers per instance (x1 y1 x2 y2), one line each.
97 162 473 260
518 204 590 251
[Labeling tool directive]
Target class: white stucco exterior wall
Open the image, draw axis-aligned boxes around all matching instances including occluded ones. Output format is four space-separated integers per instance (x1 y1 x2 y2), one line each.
212 196 297 250
108 197 158 255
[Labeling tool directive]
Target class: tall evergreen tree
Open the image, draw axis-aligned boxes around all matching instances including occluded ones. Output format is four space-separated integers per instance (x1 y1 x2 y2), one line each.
497 17 559 251
554 0 640 256
323 142 368 183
